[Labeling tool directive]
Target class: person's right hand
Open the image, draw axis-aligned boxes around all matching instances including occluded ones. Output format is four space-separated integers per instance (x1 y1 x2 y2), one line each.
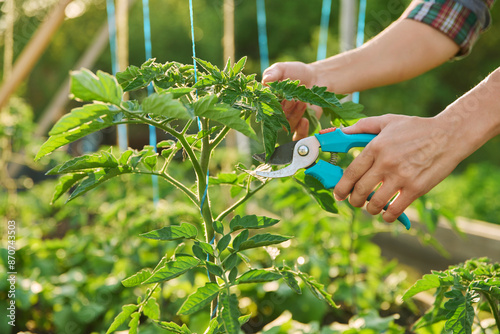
262 62 320 140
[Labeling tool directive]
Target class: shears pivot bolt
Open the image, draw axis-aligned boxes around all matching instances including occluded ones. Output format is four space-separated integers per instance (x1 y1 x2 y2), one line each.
297 145 309 156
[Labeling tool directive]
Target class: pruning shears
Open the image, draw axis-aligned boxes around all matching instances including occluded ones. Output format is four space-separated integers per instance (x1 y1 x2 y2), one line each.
253 127 411 230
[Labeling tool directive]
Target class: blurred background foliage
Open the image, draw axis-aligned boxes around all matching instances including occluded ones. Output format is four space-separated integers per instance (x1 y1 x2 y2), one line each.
1 0 500 333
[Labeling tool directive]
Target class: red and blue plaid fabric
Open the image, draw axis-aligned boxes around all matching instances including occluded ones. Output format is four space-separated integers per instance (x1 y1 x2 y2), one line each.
407 0 495 57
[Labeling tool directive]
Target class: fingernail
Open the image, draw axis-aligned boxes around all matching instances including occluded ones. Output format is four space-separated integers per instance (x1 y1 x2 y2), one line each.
334 193 343 201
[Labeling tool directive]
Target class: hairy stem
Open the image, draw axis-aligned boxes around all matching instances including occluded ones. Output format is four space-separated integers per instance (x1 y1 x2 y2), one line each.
484 293 500 333
152 172 198 206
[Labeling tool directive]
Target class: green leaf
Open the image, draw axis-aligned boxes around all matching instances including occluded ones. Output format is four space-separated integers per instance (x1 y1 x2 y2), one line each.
67 167 131 202
145 255 200 284
196 241 215 256
403 274 441 300
36 105 117 160
444 289 479 334
143 155 157 171
220 292 240 334
142 92 193 120
232 229 249 251
128 312 140 334
209 173 239 186
236 269 282 284
143 297 160 320
217 234 231 254
122 268 153 287
49 103 115 136
212 221 224 235
268 79 341 108
300 272 338 308
238 233 292 251
224 253 239 271
106 304 138 334
153 320 192 334
177 282 221 315
70 69 123 105
228 267 238 283
326 101 365 121
280 270 302 294
206 262 223 277
50 173 87 204
140 223 197 241
193 95 258 141
229 215 280 232
294 172 338 214
192 243 207 261
232 57 247 76
48 151 118 174
259 108 289 161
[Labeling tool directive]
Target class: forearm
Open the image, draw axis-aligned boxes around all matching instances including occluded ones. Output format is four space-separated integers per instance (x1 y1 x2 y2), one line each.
310 2 459 94
434 67 500 161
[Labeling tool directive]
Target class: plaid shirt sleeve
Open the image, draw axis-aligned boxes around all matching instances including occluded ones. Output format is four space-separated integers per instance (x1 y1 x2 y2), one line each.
406 0 496 58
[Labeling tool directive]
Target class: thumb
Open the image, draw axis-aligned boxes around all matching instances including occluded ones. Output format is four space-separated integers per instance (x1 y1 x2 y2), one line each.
262 63 284 84
341 116 390 135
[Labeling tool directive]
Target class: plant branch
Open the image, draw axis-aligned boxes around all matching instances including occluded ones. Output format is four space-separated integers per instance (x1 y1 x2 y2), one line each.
483 292 500 333
209 125 230 152
215 180 267 222
152 172 199 207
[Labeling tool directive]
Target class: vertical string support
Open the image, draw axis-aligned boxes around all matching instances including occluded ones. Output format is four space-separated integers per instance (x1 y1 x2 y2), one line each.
352 0 366 104
106 0 128 151
317 0 332 61
142 0 159 206
256 0 269 74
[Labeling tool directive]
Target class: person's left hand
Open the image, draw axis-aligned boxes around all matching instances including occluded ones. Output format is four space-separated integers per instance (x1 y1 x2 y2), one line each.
333 114 465 222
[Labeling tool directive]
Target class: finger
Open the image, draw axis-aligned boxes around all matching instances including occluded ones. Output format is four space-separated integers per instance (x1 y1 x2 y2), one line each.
341 115 393 135
293 118 309 141
262 63 286 84
381 191 414 223
334 151 375 201
365 183 400 216
284 100 307 131
348 172 382 208
309 104 323 119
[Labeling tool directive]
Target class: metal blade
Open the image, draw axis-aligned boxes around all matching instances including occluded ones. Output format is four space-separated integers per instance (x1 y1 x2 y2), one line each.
252 140 298 165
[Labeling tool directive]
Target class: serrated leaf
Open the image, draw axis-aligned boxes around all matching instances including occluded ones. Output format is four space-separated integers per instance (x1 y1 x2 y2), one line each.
220 292 240 334
232 229 249 251
193 95 258 141
217 234 232 254
143 297 160 320
300 273 338 308
443 290 479 334
153 320 192 334
145 255 199 284
36 109 117 160
232 57 247 76
238 233 291 251
268 79 341 108
280 270 302 294
49 103 115 136
67 167 131 202
209 173 239 185
236 269 282 284
229 215 280 232
140 223 197 241
328 101 365 120
294 172 337 214
122 268 153 287
177 282 221 315
106 304 138 334
258 106 289 161
50 173 87 204
128 312 140 334
48 151 118 174
403 274 441 300
142 92 193 120
70 69 123 105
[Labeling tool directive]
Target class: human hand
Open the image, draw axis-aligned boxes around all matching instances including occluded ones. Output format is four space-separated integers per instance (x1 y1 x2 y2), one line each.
333 114 464 223
262 62 321 140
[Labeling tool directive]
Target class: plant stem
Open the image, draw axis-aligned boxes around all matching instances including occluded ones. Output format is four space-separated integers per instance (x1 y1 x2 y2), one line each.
209 125 231 152
215 181 267 222
349 207 358 314
152 172 198 206
484 293 500 333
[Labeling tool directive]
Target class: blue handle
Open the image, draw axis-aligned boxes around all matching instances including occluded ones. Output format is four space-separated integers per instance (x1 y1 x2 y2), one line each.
315 129 376 153
305 160 411 230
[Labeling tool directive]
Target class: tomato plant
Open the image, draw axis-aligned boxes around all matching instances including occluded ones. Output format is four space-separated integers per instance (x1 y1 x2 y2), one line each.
36 57 365 333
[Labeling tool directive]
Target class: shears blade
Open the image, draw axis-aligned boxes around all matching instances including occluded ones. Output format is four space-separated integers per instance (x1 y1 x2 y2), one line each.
252 140 298 165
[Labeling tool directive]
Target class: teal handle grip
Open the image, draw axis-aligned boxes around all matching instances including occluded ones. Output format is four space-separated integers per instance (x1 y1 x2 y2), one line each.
305 160 411 230
315 129 376 153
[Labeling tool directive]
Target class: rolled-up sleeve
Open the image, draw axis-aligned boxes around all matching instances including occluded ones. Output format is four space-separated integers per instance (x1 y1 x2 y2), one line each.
406 0 495 58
